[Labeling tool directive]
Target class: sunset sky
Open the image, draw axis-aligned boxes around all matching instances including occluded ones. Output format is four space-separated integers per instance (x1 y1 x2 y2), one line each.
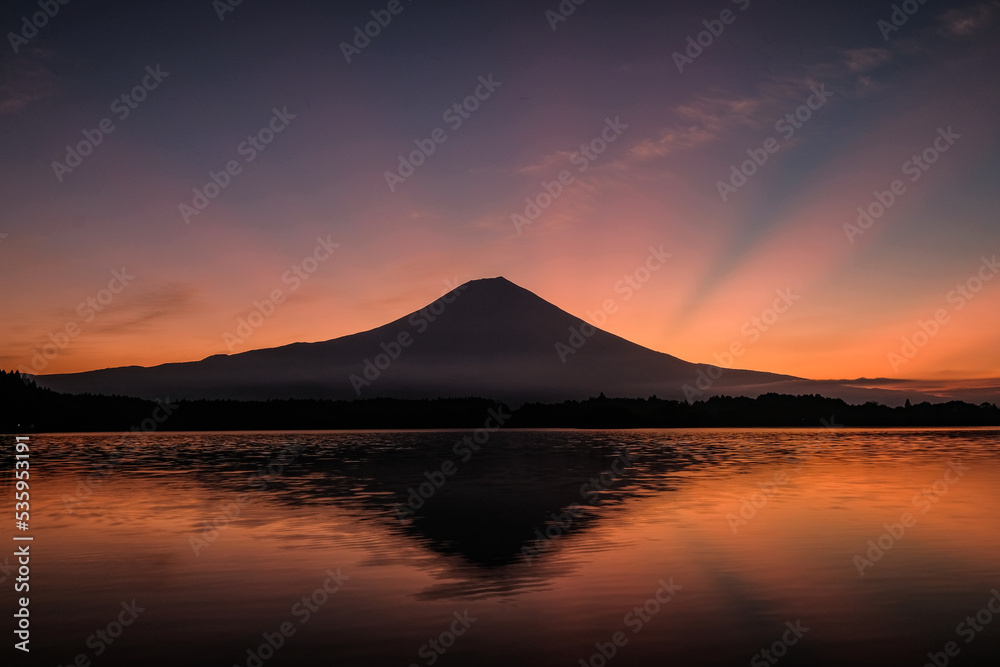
1 0 998 382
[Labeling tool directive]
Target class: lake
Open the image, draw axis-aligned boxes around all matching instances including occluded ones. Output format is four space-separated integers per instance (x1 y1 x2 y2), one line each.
7 428 1000 666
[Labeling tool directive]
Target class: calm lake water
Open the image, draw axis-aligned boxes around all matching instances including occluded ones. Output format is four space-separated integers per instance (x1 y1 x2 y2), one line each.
6 428 1000 666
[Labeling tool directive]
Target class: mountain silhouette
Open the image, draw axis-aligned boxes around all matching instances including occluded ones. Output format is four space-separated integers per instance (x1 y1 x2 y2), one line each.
32 277 925 406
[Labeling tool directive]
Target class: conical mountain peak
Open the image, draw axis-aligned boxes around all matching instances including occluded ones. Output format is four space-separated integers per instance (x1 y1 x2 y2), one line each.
32 277 917 406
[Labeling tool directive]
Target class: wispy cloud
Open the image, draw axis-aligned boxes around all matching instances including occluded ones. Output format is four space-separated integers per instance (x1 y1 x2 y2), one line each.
0 47 59 115
841 47 893 73
516 149 577 175
629 91 765 161
625 77 835 166
87 283 203 336
939 0 1000 36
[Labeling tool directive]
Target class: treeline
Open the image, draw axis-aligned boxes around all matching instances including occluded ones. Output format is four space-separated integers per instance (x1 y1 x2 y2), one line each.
0 371 507 432
507 393 1000 428
2 370 998 432
1 369 157 432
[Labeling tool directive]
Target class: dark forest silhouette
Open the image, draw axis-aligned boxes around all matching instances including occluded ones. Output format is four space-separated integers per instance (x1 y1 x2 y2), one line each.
3 370 998 431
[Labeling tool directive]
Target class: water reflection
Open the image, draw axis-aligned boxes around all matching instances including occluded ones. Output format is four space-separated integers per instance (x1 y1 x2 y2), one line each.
8 429 1000 666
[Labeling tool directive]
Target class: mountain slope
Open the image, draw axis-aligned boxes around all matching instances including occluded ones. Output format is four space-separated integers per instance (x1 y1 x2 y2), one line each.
32 277 920 406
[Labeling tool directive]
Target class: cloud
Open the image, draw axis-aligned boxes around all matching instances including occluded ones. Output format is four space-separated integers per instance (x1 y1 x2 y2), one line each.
516 149 577 175
938 1 1000 36
86 283 203 336
629 91 765 161
517 90 768 176
0 47 59 115
628 123 717 160
627 9 997 164
632 86 808 161
841 47 893 73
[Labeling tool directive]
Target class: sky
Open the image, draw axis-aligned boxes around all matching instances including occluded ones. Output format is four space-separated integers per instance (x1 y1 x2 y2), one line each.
1 0 998 383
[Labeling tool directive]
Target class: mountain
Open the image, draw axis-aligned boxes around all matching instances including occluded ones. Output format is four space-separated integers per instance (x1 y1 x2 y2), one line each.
32 277 930 406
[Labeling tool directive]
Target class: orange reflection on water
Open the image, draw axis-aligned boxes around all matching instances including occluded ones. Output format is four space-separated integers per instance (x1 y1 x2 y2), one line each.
20 430 1000 667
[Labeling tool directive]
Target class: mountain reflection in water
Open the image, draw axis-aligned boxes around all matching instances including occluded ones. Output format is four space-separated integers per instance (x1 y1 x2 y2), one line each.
14 429 1000 666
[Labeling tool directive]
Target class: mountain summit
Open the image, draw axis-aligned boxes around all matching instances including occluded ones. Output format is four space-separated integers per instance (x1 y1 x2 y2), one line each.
33 277 917 405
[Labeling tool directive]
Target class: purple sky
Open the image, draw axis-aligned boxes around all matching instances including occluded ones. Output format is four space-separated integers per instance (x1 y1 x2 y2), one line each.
1 0 998 384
